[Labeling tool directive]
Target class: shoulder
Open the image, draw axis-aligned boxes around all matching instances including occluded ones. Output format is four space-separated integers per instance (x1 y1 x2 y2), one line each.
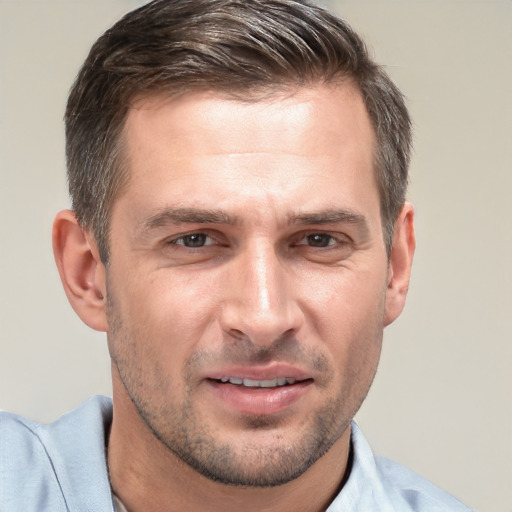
0 407 58 482
0 396 114 512
327 423 474 512
374 455 474 511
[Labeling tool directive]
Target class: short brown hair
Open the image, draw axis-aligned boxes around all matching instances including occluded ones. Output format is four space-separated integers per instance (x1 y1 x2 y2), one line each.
65 0 412 262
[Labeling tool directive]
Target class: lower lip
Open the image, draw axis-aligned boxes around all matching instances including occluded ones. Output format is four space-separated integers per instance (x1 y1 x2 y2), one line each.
205 380 312 416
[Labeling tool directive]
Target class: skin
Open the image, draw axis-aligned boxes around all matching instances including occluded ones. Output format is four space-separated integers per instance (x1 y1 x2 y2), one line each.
53 83 415 512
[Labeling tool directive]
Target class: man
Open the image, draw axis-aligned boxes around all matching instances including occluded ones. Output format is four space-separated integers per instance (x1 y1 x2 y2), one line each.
0 1 473 511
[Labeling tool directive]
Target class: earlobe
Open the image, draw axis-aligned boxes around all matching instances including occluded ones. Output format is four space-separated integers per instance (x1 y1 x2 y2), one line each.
384 202 415 326
52 210 108 332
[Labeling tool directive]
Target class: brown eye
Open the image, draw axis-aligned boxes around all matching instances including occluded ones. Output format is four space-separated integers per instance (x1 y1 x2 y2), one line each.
174 233 211 247
305 234 335 247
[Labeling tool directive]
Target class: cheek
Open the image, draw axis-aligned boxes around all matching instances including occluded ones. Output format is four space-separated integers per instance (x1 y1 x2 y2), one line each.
302 267 386 380
300 263 388 330
110 269 220 360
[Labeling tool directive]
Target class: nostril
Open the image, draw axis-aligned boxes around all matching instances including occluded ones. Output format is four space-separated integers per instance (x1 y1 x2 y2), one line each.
227 328 246 341
219 296 304 347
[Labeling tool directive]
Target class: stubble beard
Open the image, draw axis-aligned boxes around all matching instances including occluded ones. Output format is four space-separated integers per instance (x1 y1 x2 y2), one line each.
131 383 351 487
107 294 380 488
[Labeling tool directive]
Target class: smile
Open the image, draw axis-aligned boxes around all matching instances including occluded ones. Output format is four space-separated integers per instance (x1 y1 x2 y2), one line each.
205 369 313 415
216 377 297 388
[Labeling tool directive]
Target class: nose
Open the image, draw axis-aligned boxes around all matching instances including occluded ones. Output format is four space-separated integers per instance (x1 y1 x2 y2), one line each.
219 240 304 346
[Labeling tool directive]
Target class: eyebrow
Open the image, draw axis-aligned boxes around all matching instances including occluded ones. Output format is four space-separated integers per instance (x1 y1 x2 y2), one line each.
288 209 368 227
286 209 371 241
141 207 240 232
139 206 369 234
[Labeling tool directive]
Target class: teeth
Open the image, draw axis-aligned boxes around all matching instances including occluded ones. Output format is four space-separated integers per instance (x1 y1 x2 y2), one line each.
244 378 275 387
218 377 297 387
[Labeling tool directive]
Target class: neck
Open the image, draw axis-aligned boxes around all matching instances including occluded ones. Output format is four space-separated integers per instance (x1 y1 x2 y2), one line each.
108 383 351 512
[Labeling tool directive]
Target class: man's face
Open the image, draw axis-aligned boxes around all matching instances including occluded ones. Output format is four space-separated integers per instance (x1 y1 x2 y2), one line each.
106 84 391 486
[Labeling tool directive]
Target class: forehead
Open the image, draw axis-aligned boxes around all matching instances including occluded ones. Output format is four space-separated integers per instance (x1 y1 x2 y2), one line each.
117 84 378 222
126 83 373 152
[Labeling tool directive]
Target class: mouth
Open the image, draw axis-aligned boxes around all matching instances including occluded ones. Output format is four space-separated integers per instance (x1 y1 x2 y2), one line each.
212 376 302 388
204 369 313 416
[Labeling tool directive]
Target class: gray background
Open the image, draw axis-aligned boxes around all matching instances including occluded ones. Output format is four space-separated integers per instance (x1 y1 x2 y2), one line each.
0 1 510 511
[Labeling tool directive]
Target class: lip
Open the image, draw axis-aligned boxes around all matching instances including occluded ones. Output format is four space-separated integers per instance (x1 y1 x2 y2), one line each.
205 363 312 382
203 363 313 416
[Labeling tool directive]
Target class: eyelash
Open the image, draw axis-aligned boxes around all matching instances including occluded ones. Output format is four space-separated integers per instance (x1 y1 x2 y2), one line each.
171 233 214 248
167 232 221 249
296 233 341 248
167 231 350 249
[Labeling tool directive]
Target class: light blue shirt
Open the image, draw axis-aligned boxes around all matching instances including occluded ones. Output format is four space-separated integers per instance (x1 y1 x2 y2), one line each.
0 396 473 511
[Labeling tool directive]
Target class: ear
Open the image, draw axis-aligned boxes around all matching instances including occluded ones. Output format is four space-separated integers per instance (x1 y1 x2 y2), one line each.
52 210 108 332
384 202 415 326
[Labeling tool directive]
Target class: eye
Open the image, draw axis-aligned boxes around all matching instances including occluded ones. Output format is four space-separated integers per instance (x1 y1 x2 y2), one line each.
292 231 353 264
172 233 213 248
300 233 337 247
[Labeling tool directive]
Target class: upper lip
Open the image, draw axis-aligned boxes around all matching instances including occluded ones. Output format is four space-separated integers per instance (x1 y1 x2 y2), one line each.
204 363 313 382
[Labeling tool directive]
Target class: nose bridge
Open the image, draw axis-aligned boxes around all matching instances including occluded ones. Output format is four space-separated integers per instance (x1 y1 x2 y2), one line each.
249 241 277 315
220 238 301 344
